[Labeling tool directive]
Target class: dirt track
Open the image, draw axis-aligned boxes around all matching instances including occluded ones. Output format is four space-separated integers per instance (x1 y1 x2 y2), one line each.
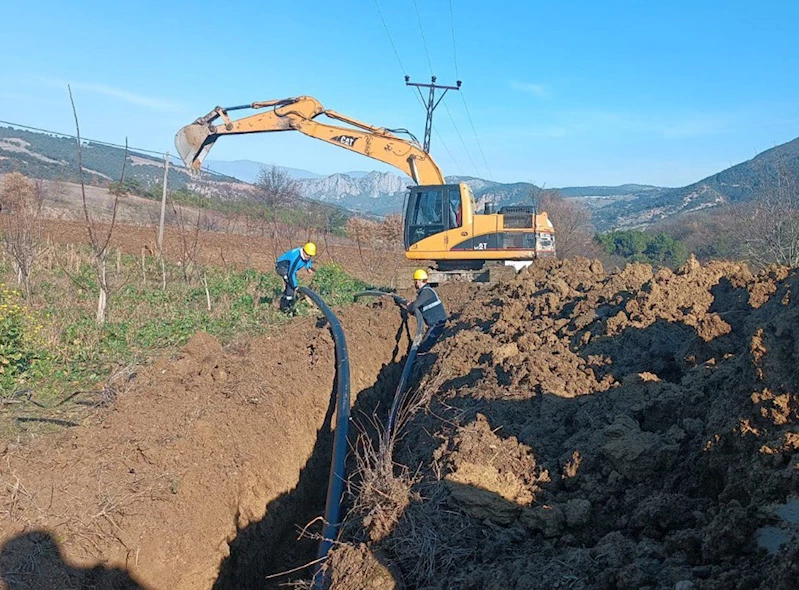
333 258 799 589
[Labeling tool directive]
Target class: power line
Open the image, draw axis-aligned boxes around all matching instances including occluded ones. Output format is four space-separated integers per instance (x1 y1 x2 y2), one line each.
368 0 464 175
459 92 495 181
405 76 461 153
432 125 465 176
371 0 408 76
449 0 460 79
442 102 481 176
412 0 435 76
370 0 453 167
408 0 481 178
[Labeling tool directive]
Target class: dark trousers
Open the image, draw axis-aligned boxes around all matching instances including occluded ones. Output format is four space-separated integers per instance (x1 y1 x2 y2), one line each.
418 322 446 353
275 261 295 311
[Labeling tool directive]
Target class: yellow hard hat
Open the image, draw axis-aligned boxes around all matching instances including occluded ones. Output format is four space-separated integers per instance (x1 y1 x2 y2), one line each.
413 269 428 281
303 242 317 256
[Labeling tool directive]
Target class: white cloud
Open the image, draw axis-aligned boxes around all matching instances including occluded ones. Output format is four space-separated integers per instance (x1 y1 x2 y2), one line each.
510 80 552 99
36 77 182 112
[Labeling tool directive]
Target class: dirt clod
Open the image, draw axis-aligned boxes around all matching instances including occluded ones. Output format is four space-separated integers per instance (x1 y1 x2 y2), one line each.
333 258 799 589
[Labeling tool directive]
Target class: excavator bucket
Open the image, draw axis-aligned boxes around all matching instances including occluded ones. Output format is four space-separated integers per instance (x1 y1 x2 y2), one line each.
174 122 217 172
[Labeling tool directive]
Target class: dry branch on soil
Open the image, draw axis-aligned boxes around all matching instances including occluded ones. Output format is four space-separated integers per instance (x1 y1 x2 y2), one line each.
346 429 419 544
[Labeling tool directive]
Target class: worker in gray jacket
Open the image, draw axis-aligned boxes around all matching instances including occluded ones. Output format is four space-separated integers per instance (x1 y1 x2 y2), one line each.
406 269 448 353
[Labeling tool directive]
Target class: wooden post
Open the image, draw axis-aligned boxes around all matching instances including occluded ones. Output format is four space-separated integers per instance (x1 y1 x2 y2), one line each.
157 152 169 259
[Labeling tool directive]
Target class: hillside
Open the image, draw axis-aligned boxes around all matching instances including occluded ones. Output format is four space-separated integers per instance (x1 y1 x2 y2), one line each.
297 171 411 216
294 173 665 219
0 126 352 224
595 136 799 229
4 124 797 231
0 126 238 192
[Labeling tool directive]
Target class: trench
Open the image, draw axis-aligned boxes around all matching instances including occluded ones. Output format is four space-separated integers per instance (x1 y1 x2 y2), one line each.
213 301 414 589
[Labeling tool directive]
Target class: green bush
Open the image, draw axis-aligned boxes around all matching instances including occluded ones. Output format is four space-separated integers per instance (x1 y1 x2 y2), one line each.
311 263 370 307
595 230 687 267
0 252 371 404
0 283 46 393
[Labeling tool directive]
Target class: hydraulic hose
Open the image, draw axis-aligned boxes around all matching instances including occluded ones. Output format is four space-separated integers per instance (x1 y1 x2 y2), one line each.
297 287 351 584
353 290 425 441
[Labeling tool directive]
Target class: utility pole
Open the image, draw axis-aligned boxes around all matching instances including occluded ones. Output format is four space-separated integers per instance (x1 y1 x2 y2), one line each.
158 152 169 259
405 75 461 153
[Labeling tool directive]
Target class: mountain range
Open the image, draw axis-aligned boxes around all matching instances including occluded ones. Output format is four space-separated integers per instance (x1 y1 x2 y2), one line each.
1 124 797 231
590 137 799 229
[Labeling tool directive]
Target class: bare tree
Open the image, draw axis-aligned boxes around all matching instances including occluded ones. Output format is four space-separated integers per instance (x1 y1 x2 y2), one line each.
170 198 203 282
69 86 123 325
0 173 46 298
346 214 404 285
738 164 799 267
253 166 300 256
537 190 597 259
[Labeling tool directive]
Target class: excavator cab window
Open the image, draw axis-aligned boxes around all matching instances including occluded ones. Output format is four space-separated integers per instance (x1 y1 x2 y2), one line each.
448 188 462 229
406 188 445 247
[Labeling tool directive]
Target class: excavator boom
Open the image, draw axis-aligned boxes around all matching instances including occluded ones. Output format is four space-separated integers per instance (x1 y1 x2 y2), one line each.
175 96 444 185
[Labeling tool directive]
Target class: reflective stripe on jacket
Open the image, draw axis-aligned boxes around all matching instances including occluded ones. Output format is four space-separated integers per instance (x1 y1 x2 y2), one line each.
408 284 447 327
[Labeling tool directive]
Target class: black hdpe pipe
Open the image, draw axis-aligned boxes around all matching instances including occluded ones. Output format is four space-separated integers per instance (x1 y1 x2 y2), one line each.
297 287 350 587
353 290 425 441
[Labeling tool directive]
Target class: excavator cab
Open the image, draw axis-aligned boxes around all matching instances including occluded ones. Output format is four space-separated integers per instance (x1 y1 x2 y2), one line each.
404 184 467 249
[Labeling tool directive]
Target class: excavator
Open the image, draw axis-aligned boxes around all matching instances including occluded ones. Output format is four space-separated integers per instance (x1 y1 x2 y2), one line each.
175 96 555 283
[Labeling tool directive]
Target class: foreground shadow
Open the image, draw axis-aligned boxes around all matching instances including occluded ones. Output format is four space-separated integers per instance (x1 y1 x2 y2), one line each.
0 530 144 589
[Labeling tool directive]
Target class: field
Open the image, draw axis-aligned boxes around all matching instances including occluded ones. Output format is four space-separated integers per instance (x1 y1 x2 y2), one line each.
0 180 798 589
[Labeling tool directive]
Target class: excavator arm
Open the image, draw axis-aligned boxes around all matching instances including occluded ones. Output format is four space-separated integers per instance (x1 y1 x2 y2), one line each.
175 96 445 185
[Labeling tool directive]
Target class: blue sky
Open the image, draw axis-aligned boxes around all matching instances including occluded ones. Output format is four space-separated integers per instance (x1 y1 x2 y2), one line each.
2 0 798 187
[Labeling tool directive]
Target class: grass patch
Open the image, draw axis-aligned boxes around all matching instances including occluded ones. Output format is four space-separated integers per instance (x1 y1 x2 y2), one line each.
1 249 375 431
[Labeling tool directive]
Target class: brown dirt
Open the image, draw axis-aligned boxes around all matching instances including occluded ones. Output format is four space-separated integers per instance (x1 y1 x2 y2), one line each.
0 297 416 589
14 195 799 588
331 257 799 589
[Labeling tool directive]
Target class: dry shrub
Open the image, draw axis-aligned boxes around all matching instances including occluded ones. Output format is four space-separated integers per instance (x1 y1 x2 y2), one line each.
347 429 418 544
377 480 473 584
0 172 46 298
738 164 799 267
345 215 404 285
538 190 599 259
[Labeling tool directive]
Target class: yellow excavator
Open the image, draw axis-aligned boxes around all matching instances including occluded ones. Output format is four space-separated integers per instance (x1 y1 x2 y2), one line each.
175 96 555 282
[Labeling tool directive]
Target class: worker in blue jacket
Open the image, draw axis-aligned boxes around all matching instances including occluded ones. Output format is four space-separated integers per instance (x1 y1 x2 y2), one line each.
275 242 316 311
406 269 448 353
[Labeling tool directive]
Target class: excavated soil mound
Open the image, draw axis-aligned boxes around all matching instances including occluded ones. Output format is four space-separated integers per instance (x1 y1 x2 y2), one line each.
332 258 799 589
0 300 414 589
